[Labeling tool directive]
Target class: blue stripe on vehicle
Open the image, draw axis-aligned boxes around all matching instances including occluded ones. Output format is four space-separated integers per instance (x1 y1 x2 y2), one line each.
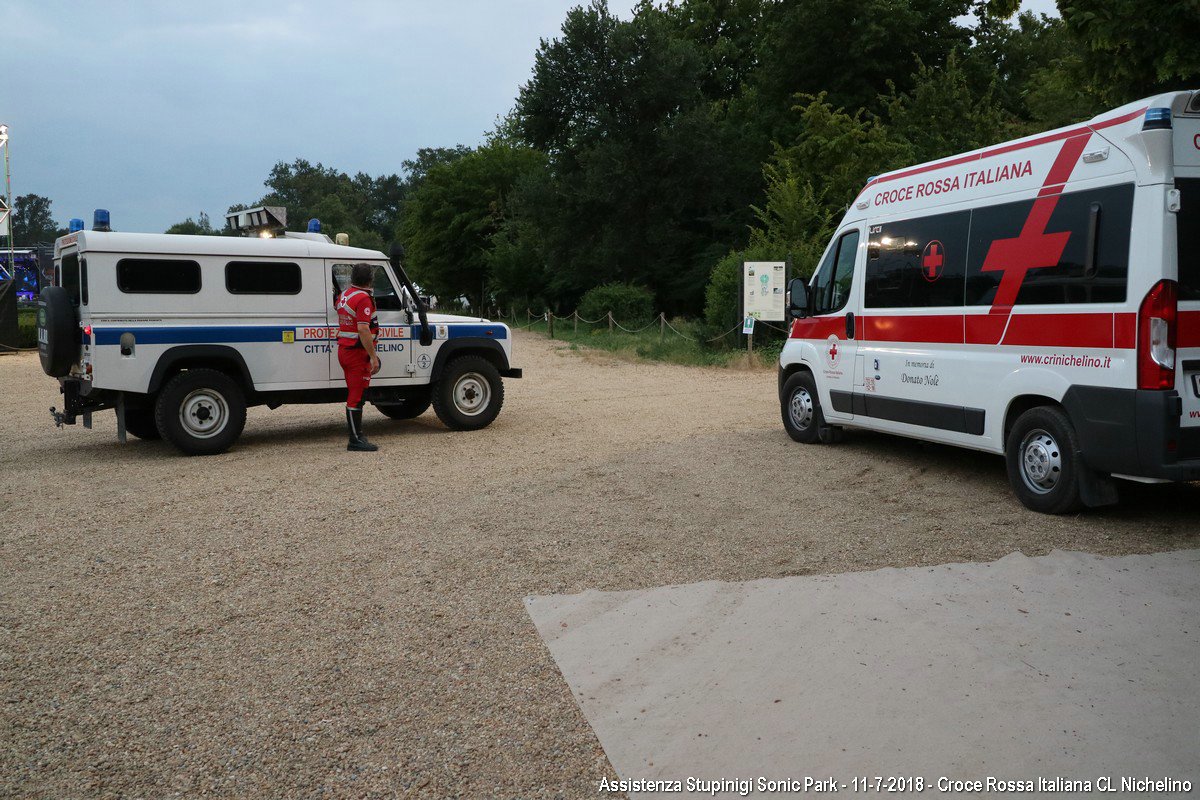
92 323 509 346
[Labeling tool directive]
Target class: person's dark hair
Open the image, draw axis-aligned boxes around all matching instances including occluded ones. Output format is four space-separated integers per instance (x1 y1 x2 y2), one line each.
350 263 374 288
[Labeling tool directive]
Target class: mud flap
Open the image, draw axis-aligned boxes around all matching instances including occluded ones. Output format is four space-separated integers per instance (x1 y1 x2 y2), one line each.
1076 452 1118 508
115 393 127 444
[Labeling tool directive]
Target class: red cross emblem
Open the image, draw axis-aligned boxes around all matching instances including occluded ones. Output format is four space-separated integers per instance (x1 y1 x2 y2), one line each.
921 240 945 282
829 341 838 361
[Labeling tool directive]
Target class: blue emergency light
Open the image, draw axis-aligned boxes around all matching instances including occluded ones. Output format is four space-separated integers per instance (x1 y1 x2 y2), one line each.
92 209 111 231
307 218 321 233
68 218 85 233
1143 107 1172 130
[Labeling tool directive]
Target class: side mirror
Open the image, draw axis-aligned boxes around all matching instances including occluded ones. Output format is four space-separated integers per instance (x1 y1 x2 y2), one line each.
419 328 433 347
787 278 809 319
388 242 406 268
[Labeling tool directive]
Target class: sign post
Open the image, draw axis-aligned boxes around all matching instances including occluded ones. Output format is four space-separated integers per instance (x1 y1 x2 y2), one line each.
743 261 786 355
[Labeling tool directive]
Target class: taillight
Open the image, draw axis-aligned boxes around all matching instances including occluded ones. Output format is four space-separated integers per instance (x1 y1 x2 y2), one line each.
1137 280 1177 390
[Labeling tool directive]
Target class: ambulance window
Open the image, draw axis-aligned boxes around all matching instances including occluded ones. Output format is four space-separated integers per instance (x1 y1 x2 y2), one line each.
225 261 302 294
811 230 860 315
865 211 968 308
116 259 201 293
1177 178 1200 301
965 183 1133 306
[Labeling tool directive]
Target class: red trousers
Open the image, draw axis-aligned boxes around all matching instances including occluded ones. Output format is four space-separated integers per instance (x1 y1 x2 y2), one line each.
338 346 372 408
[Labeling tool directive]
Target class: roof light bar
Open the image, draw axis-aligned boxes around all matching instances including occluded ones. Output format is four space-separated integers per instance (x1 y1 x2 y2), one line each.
225 206 288 237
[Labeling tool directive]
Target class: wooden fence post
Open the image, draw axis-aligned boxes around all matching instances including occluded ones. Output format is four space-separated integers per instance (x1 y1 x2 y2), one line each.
659 312 665 339
608 311 614 333
548 311 554 338
573 310 578 334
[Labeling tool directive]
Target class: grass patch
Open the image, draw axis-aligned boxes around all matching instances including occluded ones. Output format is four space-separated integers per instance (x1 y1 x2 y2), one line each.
508 315 781 369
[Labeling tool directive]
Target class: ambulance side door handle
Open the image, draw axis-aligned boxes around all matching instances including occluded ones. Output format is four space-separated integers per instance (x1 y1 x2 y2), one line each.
845 312 855 340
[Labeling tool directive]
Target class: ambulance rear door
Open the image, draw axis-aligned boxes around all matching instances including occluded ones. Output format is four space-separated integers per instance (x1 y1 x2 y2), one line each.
326 260 414 385
1173 116 1200 434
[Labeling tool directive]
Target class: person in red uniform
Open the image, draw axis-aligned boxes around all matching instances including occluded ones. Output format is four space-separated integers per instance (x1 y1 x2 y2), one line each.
336 263 381 451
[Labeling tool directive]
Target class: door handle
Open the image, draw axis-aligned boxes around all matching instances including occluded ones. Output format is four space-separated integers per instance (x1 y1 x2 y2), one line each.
845 312 855 339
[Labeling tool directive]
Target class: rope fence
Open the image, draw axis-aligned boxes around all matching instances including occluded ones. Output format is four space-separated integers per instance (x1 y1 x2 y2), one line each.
496 308 788 350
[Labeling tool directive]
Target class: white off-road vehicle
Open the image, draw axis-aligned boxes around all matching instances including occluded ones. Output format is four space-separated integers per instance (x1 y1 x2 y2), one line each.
37 207 521 455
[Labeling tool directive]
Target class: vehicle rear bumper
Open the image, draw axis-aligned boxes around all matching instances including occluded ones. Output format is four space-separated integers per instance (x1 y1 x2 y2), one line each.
1063 385 1200 481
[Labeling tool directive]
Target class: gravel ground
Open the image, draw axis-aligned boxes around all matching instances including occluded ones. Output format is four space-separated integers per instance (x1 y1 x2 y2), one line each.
1 332 1197 799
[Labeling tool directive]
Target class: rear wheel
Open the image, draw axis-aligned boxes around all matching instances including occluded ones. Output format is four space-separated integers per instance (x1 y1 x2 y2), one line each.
154 369 247 456
375 390 432 420
1005 406 1083 514
432 355 504 431
123 408 161 440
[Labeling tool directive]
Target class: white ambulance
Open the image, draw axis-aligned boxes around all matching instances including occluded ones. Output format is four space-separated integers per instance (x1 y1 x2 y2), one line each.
37 208 521 455
779 90 1199 513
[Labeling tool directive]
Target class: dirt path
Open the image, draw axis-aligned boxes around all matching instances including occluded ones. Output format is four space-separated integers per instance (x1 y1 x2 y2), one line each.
1 332 1196 798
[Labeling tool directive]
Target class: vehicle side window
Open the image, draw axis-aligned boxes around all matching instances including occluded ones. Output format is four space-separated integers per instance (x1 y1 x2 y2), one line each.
331 264 404 311
965 183 1133 305
811 230 860 315
865 212 969 308
225 261 302 294
117 258 201 294
1177 178 1200 302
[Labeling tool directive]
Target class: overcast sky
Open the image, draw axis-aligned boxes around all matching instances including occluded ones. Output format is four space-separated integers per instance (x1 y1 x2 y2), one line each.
3 0 1055 234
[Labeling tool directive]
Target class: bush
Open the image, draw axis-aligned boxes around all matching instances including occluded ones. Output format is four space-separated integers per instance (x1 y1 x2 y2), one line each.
17 307 37 348
578 282 655 326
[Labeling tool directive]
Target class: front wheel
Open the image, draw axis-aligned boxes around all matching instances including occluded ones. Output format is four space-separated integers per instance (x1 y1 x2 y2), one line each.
1005 406 1084 514
432 356 504 431
154 369 247 455
781 371 830 444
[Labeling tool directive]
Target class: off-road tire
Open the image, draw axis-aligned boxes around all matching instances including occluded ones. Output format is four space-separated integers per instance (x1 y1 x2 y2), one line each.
375 390 432 420
154 369 247 456
1005 405 1084 515
124 408 162 440
37 286 80 377
781 371 831 444
431 355 504 431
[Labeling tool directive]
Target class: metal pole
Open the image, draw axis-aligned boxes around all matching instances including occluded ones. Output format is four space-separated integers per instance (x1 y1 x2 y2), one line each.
0 124 12 283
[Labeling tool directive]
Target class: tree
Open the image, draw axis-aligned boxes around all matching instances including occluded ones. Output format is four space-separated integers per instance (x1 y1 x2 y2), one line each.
1059 0 1200 104
165 211 219 235
514 0 764 313
9 194 59 244
400 142 547 311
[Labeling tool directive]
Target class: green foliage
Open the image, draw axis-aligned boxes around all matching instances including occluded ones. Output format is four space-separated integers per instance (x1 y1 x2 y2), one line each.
17 307 38 348
165 211 219 235
400 142 546 311
577 282 655 325
8 194 60 244
884 53 1014 165
1060 0 1200 104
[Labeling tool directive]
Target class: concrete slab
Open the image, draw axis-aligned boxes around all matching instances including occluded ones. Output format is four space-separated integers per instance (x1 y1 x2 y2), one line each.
526 550 1200 798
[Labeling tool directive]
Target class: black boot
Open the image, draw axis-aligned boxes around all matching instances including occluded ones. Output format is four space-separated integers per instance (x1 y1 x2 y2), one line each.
346 406 378 452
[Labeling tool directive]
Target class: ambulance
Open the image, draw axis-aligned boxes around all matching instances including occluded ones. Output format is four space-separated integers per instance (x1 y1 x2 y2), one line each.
779 90 1199 513
37 207 521 455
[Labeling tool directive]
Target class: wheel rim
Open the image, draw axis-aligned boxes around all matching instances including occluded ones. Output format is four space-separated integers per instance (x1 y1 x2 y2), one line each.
452 372 490 417
179 388 230 439
789 387 814 430
1019 428 1062 494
